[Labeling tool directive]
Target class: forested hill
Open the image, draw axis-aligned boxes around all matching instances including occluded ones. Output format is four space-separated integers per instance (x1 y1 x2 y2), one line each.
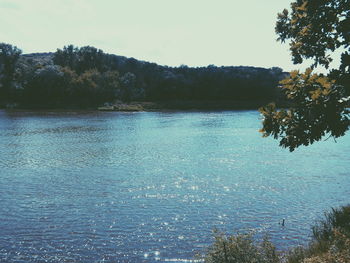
0 43 287 109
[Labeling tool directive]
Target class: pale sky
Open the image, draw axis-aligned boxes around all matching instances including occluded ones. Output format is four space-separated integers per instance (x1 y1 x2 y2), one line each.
0 0 334 72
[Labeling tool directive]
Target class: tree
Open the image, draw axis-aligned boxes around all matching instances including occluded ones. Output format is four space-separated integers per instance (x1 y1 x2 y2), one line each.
260 0 350 151
22 65 65 107
98 70 120 102
0 43 22 101
53 45 78 70
119 72 145 101
53 45 107 74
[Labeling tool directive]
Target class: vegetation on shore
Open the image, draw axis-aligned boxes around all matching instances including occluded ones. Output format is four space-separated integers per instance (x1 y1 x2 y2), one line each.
0 43 287 110
202 205 350 263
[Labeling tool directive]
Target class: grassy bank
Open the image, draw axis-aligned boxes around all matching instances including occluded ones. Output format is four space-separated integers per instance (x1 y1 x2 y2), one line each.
202 205 350 263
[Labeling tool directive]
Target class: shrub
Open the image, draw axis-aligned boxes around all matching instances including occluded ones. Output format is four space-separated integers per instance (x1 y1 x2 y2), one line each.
202 231 280 263
202 205 350 263
286 205 350 263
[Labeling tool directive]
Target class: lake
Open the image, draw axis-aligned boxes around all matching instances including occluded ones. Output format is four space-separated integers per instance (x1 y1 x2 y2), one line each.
0 110 349 262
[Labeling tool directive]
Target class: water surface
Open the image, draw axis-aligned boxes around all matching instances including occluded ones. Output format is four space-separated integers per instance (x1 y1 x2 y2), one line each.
0 110 349 262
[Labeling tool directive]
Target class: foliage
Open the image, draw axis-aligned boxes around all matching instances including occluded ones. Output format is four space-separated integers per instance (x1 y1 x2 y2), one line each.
275 0 350 68
0 43 22 100
1 43 286 108
286 205 350 263
203 231 280 263
53 45 108 74
119 72 143 101
203 205 350 263
260 69 350 151
260 0 350 151
72 69 120 107
52 45 285 103
312 206 350 251
22 65 65 106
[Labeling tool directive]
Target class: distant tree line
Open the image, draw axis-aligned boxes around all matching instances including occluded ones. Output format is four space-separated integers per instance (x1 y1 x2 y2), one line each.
0 43 286 108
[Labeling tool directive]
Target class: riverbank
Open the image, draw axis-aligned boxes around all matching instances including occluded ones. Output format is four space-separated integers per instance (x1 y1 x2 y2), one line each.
1 100 280 112
97 100 277 111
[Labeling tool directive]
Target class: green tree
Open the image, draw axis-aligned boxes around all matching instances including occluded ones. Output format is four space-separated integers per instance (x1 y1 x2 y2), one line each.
0 43 22 101
53 45 78 70
97 70 120 102
53 45 107 74
119 72 138 101
260 0 350 151
22 65 65 107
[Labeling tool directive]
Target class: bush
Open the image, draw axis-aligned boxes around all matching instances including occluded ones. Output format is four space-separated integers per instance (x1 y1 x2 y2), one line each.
312 206 350 248
202 231 280 263
286 205 350 263
203 205 350 263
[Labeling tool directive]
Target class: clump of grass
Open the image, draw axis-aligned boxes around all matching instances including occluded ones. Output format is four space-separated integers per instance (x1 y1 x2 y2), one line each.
202 205 350 263
202 230 280 263
286 205 350 263
312 206 350 248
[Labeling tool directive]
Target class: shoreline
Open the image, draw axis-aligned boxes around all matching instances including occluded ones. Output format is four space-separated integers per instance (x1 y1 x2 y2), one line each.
98 100 270 111
1 100 281 112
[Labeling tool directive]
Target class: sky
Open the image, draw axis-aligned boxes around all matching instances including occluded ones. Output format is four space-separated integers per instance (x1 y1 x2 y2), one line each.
0 0 334 72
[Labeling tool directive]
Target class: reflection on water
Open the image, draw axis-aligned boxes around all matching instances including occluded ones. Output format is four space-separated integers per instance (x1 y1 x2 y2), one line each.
0 110 349 262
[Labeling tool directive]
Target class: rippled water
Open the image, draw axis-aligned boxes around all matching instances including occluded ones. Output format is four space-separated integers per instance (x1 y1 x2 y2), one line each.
0 110 349 262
